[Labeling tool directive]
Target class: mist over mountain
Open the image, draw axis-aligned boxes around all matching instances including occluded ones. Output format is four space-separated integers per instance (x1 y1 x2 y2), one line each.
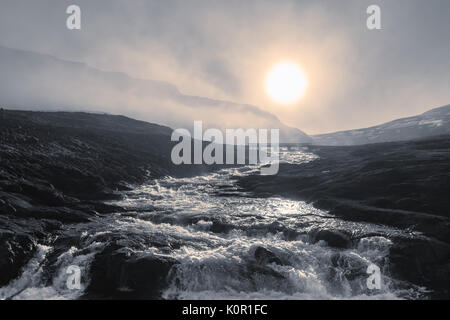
313 105 450 146
0 46 311 143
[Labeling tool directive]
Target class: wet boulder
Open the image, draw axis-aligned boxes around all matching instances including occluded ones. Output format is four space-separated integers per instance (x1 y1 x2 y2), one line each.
253 246 283 266
210 220 234 234
330 252 368 281
327 252 372 296
85 244 178 299
309 229 352 249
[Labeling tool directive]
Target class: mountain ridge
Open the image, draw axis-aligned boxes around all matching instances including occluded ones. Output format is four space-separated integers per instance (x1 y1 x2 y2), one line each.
313 104 450 146
0 45 311 144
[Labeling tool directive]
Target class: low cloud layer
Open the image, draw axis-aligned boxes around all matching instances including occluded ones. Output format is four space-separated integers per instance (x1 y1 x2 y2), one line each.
0 46 312 143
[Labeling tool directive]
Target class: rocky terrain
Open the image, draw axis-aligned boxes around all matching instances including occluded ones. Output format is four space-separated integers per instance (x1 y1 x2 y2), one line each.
1 109 450 299
239 136 450 296
0 109 210 288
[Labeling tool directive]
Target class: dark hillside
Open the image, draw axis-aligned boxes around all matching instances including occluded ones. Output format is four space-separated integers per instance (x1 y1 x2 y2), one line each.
0 109 204 286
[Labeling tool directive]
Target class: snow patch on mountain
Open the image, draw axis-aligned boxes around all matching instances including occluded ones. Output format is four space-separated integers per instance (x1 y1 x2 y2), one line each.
313 105 450 146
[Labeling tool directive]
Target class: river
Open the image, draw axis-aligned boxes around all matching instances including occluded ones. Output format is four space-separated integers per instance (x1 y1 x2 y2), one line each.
0 148 427 300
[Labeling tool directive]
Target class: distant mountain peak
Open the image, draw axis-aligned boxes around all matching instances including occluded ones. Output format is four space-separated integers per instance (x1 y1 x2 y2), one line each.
313 104 450 146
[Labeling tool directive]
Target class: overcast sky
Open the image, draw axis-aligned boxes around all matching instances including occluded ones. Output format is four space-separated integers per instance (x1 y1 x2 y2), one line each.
1 0 449 134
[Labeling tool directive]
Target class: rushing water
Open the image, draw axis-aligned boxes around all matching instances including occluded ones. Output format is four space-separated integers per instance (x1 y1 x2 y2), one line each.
0 148 427 300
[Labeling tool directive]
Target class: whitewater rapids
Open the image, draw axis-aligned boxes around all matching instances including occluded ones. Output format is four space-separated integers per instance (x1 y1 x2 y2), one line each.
0 148 427 300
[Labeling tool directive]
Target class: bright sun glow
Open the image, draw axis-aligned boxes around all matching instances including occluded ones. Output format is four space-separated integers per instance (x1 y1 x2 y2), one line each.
266 61 308 105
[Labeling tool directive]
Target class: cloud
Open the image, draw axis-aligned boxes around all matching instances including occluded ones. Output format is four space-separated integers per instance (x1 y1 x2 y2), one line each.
0 0 449 134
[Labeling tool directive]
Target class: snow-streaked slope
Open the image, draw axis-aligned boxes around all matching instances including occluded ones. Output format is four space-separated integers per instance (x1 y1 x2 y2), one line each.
313 105 450 146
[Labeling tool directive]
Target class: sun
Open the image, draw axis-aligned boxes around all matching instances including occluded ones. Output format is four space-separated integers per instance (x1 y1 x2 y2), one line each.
265 61 308 105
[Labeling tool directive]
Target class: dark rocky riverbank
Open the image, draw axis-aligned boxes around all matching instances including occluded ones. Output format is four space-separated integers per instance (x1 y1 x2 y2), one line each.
238 137 450 297
0 109 208 288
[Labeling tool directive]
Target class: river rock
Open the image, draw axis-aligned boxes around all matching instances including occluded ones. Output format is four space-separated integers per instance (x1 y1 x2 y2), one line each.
309 229 352 249
254 246 283 266
85 244 178 299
